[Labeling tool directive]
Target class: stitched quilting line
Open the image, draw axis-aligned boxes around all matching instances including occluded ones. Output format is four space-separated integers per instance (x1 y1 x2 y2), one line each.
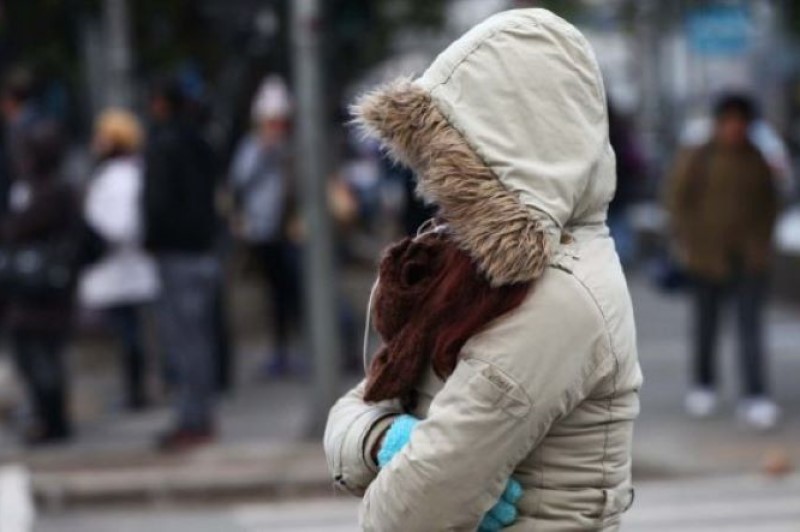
599 352 619 524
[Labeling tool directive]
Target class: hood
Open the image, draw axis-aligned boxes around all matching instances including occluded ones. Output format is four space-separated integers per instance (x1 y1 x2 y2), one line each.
353 9 616 286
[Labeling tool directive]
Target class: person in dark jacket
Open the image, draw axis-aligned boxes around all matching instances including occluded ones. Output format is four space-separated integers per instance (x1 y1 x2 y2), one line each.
666 94 780 430
143 79 220 451
1 121 77 445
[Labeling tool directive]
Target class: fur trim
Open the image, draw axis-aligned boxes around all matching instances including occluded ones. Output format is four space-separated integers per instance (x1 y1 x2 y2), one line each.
353 80 549 286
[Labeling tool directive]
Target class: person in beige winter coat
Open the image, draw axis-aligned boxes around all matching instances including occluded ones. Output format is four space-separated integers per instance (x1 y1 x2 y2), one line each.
324 9 642 531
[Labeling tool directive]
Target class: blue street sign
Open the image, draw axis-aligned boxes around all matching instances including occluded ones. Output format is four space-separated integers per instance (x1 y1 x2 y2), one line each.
687 5 751 57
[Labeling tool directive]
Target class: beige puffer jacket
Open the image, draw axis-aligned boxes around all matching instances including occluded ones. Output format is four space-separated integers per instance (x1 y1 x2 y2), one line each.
324 8 642 531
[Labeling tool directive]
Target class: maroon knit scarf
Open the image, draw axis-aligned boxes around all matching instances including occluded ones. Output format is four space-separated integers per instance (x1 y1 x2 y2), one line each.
363 232 531 407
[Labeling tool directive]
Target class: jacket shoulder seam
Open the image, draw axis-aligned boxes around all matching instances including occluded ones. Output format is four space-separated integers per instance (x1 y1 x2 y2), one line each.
560 270 615 362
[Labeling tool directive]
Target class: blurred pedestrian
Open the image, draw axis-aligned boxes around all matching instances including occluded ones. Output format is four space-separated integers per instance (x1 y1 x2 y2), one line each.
78 109 159 411
143 78 219 451
0 68 40 217
229 75 301 376
0 121 77 445
1 69 39 174
667 94 781 430
174 63 234 394
607 101 645 265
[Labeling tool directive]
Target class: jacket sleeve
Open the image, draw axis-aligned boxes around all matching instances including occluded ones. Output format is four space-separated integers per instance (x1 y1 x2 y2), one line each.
664 148 695 245
142 135 177 243
85 165 141 245
359 273 612 531
750 152 779 248
229 137 257 190
323 380 403 496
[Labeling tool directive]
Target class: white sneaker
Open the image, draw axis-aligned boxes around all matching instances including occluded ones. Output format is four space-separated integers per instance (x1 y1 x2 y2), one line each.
685 388 718 418
738 398 781 431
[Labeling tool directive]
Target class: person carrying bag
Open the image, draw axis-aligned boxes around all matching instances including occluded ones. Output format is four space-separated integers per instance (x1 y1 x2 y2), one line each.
0 121 79 445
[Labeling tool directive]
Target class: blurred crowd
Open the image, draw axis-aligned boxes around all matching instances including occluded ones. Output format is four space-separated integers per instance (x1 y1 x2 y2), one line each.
0 66 422 452
0 57 795 453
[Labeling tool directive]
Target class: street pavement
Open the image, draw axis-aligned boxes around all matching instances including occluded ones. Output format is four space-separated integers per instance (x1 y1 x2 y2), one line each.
36 474 800 531
629 274 800 478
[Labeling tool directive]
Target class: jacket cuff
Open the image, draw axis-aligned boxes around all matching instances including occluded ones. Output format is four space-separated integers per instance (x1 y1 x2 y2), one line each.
335 409 398 495
364 415 398 472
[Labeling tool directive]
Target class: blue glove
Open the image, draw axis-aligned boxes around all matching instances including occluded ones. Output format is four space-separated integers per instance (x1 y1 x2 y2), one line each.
376 414 419 467
478 478 523 531
377 415 523 530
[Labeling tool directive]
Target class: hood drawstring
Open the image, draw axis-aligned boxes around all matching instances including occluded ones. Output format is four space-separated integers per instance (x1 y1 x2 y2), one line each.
362 276 380 373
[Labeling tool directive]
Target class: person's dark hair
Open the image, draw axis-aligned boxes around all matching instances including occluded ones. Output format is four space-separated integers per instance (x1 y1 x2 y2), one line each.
22 121 65 178
149 76 186 115
713 93 758 124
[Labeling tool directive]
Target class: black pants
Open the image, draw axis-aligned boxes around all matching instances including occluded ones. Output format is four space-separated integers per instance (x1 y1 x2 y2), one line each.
11 331 70 438
692 273 768 397
257 241 301 356
108 305 147 410
212 282 233 393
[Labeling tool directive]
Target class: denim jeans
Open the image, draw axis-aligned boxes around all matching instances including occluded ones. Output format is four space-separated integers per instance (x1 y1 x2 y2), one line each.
154 253 219 431
256 241 301 356
107 305 147 409
11 332 70 437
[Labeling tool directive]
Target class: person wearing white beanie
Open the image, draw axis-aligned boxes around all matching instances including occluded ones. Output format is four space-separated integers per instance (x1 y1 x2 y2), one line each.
251 75 293 122
229 75 301 376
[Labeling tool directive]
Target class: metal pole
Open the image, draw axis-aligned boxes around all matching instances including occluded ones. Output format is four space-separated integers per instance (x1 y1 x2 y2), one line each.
103 0 133 108
635 0 665 177
291 0 341 435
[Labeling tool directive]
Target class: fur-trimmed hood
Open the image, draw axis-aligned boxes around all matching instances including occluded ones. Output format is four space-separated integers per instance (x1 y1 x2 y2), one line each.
353 9 616 286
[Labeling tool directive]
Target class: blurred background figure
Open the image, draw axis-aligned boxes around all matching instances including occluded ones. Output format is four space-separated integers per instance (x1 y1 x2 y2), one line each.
666 94 780 430
0 121 77 445
0 69 40 219
228 75 301 377
78 109 158 412
607 100 646 266
143 78 220 451
173 64 235 395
